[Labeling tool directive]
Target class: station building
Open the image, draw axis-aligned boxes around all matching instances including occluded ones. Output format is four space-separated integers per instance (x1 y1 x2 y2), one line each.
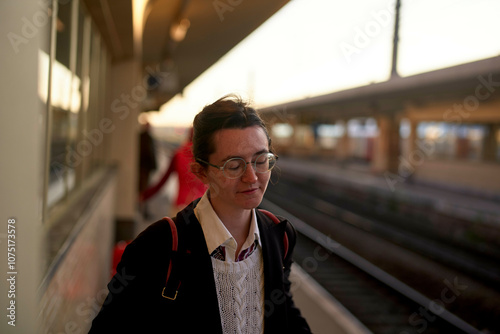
1 0 498 333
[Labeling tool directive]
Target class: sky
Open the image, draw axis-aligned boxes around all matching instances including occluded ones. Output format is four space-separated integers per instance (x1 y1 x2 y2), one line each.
148 0 500 127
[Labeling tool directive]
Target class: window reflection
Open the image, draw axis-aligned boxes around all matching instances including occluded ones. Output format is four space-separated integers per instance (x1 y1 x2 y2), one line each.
48 0 73 206
416 122 489 161
46 1 108 208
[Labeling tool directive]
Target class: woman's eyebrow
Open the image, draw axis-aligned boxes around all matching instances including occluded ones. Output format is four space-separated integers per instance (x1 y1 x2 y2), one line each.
253 149 269 157
218 155 240 163
219 149 269 163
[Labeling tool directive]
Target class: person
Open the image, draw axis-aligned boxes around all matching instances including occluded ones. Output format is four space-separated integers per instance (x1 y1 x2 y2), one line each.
89 95 312 333
138 121 157 218
139 127 206 216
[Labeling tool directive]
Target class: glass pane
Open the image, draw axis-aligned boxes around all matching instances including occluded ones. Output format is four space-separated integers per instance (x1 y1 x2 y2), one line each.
38 3 52 111
68 4 86 190
416 122 488 161
48 0 74 207
87 30 101 174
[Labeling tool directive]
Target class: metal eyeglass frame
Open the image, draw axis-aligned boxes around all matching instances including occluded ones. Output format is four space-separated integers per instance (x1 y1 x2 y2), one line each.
195 152 278 179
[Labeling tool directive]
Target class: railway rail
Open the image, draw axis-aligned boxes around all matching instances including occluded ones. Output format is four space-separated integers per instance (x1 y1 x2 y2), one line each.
270 172 500 286
261 198 480 334
261 170 500 333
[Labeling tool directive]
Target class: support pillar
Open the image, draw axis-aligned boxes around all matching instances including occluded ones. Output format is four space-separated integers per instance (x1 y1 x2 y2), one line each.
483 124 499 162
372 116 400 173
336 120 350 162
407 119 418 158
289 119 299 155
108 59 142 238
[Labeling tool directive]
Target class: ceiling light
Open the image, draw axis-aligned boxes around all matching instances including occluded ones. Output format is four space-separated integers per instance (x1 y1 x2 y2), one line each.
170 18 190 42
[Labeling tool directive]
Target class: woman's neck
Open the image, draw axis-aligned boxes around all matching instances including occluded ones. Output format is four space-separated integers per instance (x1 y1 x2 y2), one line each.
209 197 252 248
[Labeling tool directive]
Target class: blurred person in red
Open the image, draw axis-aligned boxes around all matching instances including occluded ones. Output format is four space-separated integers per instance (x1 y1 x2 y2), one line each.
139 127 206 216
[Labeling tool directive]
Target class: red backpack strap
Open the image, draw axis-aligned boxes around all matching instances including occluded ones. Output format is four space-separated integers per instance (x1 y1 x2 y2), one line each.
258 209 289 259
161 217 181 300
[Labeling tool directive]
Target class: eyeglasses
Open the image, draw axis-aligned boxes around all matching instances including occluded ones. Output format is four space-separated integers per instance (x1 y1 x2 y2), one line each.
196 152 278 179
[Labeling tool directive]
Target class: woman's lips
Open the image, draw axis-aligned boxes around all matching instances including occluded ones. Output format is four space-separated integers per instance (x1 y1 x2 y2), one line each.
240 188 258 194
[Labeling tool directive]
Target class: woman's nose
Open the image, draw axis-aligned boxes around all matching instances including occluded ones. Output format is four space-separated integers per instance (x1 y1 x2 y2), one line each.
241 163 258 183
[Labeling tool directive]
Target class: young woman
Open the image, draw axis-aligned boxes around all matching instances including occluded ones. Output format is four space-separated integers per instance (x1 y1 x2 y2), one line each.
89 95 311 333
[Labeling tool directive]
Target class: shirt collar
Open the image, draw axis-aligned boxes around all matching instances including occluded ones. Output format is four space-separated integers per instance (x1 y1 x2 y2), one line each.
194 191 261 260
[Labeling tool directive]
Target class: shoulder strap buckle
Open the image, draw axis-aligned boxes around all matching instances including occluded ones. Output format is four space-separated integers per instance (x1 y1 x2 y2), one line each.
162 287 178 300
161 217 182 300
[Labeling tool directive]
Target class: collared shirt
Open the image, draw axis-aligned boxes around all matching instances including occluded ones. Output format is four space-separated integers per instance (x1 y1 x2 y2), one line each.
194 191 261 262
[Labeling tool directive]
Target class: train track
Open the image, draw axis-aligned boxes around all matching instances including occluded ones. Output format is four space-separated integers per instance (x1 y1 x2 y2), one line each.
269 172 500 286
261 173 500 333
260 198 480 334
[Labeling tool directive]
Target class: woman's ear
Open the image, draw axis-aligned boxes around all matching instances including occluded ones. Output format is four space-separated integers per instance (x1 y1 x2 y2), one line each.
190 162 209 184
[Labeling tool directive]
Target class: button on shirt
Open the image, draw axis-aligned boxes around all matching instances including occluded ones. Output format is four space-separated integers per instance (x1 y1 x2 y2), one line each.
194 191 261 262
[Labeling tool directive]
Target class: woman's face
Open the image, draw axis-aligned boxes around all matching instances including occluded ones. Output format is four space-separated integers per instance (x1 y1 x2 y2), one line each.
199 126 271 214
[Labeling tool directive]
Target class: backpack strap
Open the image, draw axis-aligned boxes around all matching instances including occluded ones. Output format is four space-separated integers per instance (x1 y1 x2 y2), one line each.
161 217 182 300
160 199 200 300
258 209 289 259
162 208 288 300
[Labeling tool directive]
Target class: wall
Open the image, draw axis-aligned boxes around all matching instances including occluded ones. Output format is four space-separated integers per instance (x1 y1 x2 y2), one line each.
38 172 116 333
0 1 46 333
414 160 500 195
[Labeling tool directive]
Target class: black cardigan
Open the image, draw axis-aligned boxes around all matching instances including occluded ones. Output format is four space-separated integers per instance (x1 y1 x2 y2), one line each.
89 201 311 333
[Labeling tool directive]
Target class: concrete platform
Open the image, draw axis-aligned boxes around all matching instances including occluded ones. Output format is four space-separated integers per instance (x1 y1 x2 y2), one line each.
291 264 372 334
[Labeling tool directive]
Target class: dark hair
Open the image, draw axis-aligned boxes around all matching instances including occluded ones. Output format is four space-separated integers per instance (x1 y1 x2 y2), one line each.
192 94 272 165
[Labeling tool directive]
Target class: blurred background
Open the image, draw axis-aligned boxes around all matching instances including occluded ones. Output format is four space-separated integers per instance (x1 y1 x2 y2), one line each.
1 0 499 333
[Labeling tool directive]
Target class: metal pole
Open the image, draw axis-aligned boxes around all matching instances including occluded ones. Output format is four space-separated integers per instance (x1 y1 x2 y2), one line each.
391 0 401 78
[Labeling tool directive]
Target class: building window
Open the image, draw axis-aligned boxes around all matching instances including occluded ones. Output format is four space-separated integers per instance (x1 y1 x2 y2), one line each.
46 1 109 210
416 122 488 161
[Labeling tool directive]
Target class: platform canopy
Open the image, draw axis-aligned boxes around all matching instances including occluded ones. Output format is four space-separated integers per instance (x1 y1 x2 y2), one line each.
83 0 289 109
259 55 500 124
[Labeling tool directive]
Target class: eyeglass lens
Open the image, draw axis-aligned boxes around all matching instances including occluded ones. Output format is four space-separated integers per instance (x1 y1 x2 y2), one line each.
223 153 276 178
